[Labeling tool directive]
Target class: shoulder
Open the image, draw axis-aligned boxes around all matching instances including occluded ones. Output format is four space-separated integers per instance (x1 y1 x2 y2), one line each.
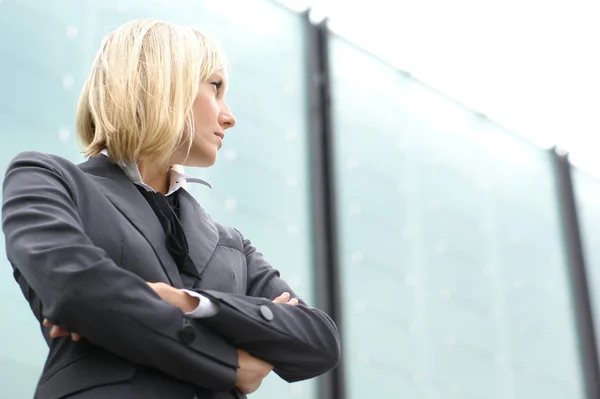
214 223 243 239
2 152 87 205
6 151 80 176
214 222 245 250
3 152 91 200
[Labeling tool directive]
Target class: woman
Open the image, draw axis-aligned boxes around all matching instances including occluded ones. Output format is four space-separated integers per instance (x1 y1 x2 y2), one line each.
2 19 340 399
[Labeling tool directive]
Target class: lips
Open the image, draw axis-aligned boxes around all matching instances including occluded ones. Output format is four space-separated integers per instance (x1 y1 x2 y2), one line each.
214 132 224 140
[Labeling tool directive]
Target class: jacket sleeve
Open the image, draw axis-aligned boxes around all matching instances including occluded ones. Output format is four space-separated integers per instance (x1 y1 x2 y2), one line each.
1 152 239 391
192 231 341 383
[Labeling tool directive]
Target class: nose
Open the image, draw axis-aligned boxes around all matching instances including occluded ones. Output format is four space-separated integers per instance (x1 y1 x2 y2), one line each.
219 106 236 130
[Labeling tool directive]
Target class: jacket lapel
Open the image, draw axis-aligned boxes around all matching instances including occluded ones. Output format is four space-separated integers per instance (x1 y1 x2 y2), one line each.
177 188 219 279
79 156 184 288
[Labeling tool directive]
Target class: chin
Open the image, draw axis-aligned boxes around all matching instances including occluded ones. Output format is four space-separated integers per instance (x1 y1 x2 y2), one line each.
183 153 217 168
203 156 217 167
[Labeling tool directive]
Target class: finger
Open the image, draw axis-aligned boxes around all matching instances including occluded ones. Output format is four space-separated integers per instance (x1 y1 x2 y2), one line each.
56 326 70 336
42 319 51 327
49 325 60 337
49 326 70 338
71 333 81 342
287 298 299 306
272 292 290 303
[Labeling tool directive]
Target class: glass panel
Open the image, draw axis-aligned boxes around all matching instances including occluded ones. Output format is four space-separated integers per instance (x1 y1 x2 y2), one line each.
0 1 314 398
572 167 600 360
329 33 584 399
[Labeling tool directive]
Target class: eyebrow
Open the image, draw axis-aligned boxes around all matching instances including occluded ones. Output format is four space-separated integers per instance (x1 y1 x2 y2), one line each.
211 76 226 85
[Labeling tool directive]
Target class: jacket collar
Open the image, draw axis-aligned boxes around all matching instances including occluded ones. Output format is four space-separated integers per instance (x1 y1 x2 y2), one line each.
79 155 218 288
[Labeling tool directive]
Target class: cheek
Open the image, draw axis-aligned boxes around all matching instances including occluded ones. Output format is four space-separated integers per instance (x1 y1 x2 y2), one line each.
193 93 218 113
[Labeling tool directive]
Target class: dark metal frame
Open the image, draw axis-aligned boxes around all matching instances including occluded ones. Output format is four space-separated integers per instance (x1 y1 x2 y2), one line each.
305 12 346 399
553 147 600 399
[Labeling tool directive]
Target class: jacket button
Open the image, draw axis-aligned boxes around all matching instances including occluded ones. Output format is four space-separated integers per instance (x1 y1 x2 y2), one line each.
259 305 273 321
179 324 196 344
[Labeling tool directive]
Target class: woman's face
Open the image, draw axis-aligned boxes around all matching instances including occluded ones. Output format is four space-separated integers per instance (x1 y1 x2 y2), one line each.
175 71 236 167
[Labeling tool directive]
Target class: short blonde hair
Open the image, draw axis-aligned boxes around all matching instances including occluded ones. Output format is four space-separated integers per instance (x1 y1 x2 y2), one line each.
76 19 227 166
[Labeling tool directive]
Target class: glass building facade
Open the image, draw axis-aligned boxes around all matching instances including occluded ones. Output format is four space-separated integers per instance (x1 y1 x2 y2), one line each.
329 36 584 399
573 167 600 365
0 0 597 398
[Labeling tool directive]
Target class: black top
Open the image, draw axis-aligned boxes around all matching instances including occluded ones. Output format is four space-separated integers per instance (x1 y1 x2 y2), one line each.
135 186 201 280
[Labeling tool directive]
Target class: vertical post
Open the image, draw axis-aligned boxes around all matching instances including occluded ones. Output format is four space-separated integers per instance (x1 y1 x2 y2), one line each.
553 147 600 399
305 12 346 399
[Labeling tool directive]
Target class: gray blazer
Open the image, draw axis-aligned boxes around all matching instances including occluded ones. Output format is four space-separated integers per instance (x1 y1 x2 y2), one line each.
2 151 340 399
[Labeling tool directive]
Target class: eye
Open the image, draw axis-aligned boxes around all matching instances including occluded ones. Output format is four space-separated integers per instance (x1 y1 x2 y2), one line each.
211 81 223 94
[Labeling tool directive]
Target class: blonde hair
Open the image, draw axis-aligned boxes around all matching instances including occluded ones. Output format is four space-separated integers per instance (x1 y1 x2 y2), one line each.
76 19 227 166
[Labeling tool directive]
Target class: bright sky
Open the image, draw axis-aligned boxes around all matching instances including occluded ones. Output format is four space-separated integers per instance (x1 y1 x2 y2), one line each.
277 0 600 174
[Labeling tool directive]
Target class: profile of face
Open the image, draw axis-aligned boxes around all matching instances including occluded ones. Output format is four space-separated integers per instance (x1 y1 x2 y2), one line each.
174 71 236 167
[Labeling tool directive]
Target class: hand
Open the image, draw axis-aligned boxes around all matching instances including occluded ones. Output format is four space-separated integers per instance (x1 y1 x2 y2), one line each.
147 282 199 313
42 319 81 341
272 292 299 306
235 349 274 394
235 292 294 394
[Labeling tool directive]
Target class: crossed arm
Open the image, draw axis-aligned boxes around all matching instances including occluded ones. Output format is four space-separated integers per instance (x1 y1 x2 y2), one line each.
2 152 340 393
46 288 300 394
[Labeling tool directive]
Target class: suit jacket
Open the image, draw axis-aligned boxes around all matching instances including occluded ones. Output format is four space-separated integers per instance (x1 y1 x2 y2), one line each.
2 151 341 399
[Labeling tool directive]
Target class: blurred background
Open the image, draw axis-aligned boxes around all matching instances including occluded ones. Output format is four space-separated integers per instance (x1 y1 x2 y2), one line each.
1 0 600 398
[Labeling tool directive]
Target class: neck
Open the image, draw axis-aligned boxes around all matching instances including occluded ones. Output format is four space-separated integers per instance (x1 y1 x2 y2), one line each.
137 160 170 194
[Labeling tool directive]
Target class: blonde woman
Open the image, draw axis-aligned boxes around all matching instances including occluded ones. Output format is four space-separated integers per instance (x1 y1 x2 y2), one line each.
2 19 340 399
